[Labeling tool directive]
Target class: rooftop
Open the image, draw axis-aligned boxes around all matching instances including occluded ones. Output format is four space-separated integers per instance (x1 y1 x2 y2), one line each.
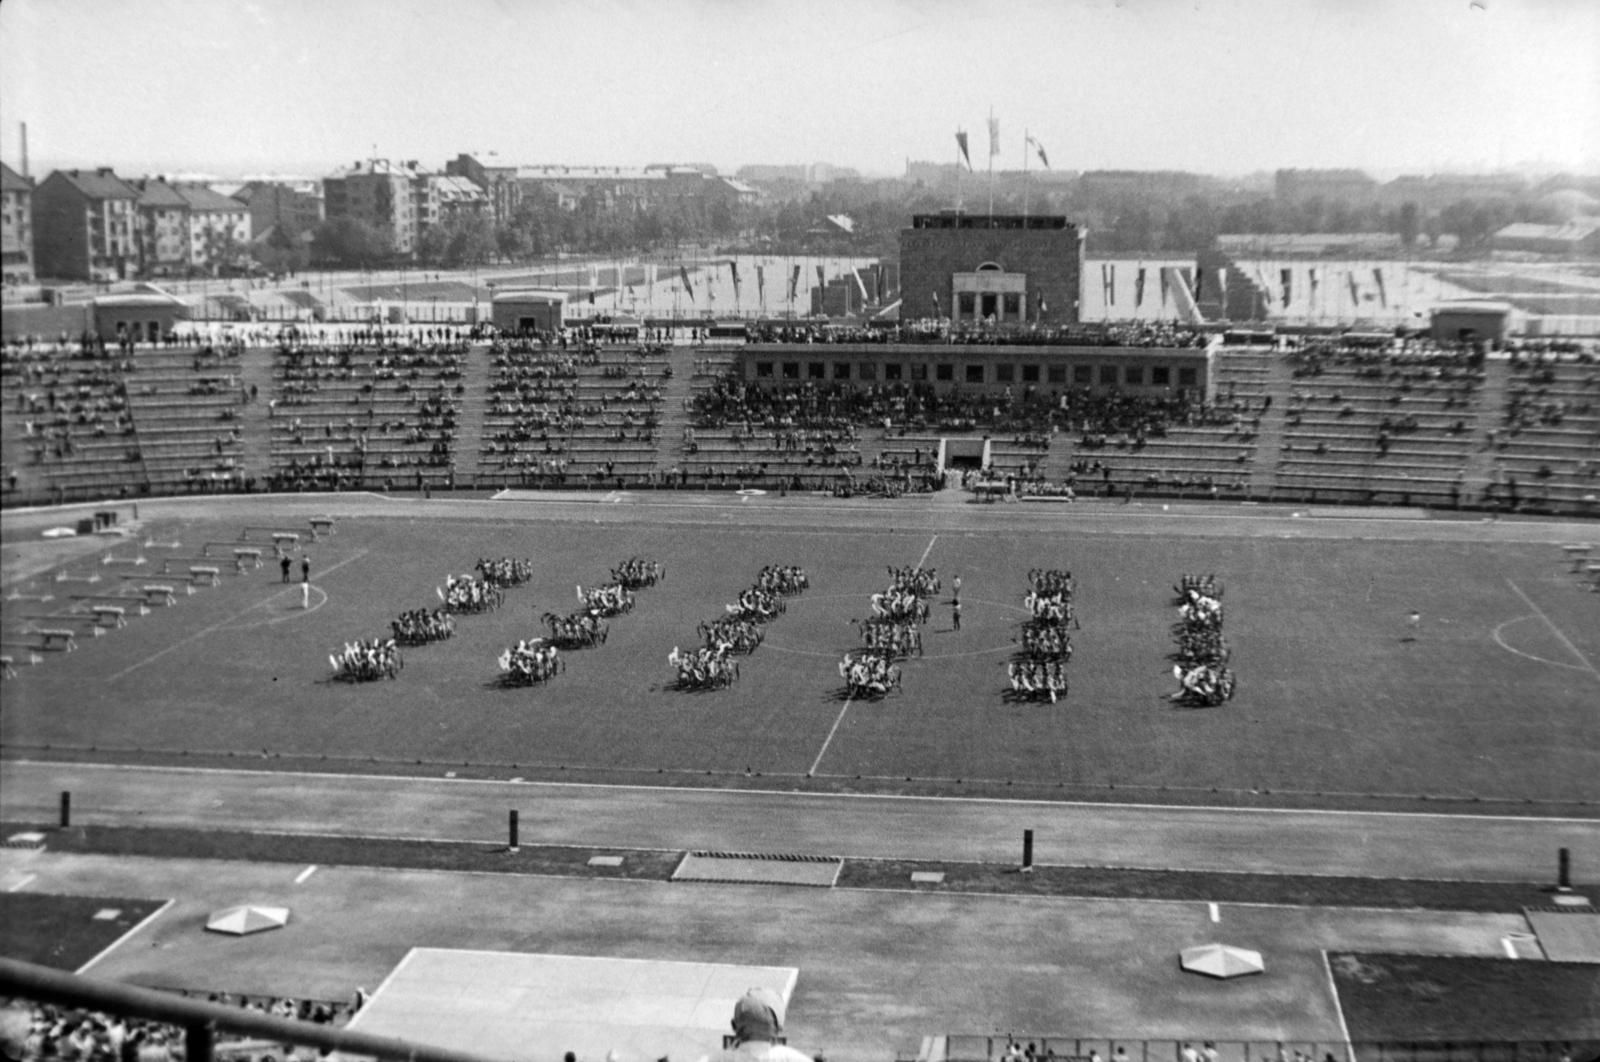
50 168 139 200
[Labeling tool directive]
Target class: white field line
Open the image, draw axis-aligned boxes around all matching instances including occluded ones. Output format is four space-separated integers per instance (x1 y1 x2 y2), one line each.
1505 578 1600 685
807 696 854 778
1209 902 1220 922
294 864 318 884
75 898 174 975
6 874 37 892
1322 949 1356 1057
916 534 939 568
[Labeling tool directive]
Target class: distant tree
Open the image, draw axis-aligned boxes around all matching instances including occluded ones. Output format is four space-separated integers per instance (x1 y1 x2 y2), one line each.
311 217 393 268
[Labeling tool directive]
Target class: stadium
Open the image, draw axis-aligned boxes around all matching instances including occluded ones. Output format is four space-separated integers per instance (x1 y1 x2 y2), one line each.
4 215 1600 1058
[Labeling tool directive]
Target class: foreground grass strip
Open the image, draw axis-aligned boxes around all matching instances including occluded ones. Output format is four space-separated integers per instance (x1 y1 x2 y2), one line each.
9 823 1565 912
0 892 168 970
837 859 1560 913
12 824 680 881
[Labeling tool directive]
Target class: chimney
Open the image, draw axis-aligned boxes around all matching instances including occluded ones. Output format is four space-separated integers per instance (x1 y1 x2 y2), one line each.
19 122 27 177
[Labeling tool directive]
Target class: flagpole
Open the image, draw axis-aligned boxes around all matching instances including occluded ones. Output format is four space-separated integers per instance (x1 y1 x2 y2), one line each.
956 133 963 213
987 107 995 218
1022 128 1030 221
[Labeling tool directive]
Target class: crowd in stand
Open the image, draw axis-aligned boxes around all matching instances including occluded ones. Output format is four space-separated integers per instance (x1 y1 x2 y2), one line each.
0 991 358 1061
745 321 1208 349
1169 574 1235 707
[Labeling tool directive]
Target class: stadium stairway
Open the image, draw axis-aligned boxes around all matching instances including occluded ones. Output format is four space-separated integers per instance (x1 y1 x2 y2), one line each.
451 345 494 488
231 348 278 490
651 345 702 478
1250 350 1296 500
1457 355 1510 503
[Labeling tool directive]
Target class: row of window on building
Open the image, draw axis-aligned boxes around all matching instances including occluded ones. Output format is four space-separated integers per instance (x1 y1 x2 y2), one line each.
751 360 1200 387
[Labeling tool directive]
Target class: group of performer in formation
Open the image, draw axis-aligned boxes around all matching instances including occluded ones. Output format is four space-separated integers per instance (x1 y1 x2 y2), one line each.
669 564 808 689
1169 574 1237 706
840 565 940 697
332 555 530 682
502 558 663 684
1008 568 1078 702
330 544 1240 707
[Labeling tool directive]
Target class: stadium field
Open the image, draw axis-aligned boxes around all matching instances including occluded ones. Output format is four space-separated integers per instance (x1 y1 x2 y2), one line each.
3 496 1595 811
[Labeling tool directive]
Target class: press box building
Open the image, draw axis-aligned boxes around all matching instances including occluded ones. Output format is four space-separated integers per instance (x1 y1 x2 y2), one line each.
897 212 1085 326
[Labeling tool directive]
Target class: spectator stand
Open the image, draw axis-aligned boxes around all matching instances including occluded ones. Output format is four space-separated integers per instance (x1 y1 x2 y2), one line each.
266 334 465 493
1483 353 1600 516
476 336 666 490
1 337 147 506
120 343 250 496
1273 337 1486 507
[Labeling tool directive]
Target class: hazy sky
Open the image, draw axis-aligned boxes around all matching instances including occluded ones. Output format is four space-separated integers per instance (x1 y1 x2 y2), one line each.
1 0 1596 179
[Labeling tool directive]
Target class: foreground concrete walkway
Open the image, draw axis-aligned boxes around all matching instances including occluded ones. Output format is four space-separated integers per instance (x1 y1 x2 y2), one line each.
5 762 1593 883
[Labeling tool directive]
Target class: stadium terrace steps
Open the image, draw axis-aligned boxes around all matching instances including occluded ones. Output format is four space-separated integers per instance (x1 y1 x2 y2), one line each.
654 346 707 474
1248 348 1296 499
450 345 494 486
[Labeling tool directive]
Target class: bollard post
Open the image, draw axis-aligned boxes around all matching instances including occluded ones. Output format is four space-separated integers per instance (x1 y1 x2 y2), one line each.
59 791 70 829
508 809 519 854
1021 829 1034 874
1559 847 1571 892
186 1022 215 1062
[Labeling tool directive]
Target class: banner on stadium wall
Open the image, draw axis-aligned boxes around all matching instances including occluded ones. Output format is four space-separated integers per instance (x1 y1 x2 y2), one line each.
1135 266 1146 308
1347 271 1360 306
1281 268 1292 308
756 265 765 304
1160 268 1170 307
1309 267 1320 306
1372 267 1387 308
789 265 801 301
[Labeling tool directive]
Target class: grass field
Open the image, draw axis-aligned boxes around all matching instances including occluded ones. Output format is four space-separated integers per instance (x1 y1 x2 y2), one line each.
0 891 167 971
3 506 1596 808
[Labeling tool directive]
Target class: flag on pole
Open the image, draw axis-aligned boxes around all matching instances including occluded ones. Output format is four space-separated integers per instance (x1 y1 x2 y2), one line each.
1160 267 1170 307
1136 267 1147 308
988 114 1000 157
729 261 741 301
756 264 765 304
680 266 695 303
932 291 942 317
1103 263 1116 306
1309 267 1320 306
1347 272 1360 306
1218 270 1229 317
1280 268 1293 308
1372 267 1387 308
789 265 801 300
816 265 826 296
1026 135 1050 168
1036 290 1048 317
874 267 885 303
956 131 972 170
1192 265 1203 302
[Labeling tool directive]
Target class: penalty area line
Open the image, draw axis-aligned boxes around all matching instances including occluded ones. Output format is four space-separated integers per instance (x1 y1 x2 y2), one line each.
807 695 854 778
917 534 938 569
1505 578 1600 685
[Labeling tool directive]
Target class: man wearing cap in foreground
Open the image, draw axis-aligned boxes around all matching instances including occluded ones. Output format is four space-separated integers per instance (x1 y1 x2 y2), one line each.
705 987 814 1062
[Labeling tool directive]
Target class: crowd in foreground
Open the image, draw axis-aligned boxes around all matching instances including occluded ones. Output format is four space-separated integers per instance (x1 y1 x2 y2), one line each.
0 990 359 1061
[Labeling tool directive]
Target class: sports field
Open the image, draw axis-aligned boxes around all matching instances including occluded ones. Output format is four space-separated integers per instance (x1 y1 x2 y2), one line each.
4 495 1596 809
